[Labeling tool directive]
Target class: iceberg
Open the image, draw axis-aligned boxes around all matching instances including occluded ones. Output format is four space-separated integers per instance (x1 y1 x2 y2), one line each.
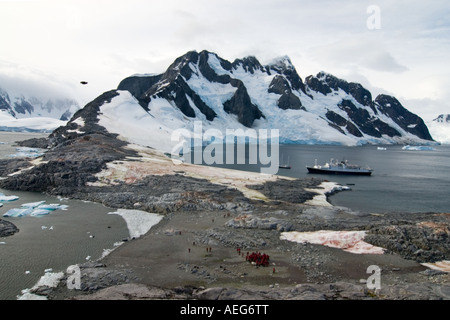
402 145 435 151
2 201 68 218
30 209 51 217
3 208 33 217
21 201 47 209
36 203 67 211
0 193 19 202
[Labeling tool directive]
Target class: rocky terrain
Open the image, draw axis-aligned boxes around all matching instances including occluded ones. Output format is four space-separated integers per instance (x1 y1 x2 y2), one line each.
0 218 18 237
0 76 447 301
0 129 448 301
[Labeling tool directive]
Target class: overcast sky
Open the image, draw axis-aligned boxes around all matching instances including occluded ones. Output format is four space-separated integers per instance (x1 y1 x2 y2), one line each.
1 0 449 121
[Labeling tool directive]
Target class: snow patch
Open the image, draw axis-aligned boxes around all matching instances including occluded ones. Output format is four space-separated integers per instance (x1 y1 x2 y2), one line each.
280 230 385 254
17 271 64 300
108 209 163 239
421 260 450 273
304 181 350 207
0 110 66 133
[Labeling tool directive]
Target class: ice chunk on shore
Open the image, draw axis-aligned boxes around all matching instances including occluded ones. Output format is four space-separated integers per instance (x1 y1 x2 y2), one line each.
17 271 64 300
304 182 350 207
9 147 45 158
108 209 163 239
280 230 385 254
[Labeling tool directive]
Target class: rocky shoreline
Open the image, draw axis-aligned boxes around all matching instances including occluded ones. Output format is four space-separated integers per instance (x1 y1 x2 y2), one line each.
0 124 449 300
0 218 18 237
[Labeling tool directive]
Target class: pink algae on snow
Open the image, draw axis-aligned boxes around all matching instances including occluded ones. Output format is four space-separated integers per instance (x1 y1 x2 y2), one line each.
280 230 385 254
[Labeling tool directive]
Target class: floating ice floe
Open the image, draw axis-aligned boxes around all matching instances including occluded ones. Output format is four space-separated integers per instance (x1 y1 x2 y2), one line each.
402 145 436 151
21 201 46 208
8 147 45 158
2 201 68 218
0 192 19 202
280 230 385 254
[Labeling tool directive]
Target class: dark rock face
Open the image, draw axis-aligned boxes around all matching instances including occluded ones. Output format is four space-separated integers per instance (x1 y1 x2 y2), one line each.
0 219 19 237
268 75 303 110
0 133 136 196
304 71 436 140
13 98 34 115
0 95 10 111
306 72 375 110
374 95 434 141
113 50 433 142
433 114 450 123
232 56 265 74
325 110 363 137
338 99 400 138
223 82 264 127
268 57 307 94
118 51 217 121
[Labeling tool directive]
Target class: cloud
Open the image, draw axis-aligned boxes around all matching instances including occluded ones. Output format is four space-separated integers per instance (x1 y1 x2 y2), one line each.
0 0 449 121
0 60 78 100
307 36 409 74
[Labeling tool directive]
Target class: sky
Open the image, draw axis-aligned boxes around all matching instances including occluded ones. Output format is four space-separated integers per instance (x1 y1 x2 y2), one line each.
0 0 449 121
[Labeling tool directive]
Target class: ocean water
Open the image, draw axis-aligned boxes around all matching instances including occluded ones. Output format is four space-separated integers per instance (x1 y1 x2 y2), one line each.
199 143 450 214
0 132 129 300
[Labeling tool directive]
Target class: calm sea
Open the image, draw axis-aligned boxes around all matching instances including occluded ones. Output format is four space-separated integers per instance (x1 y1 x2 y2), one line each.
0 132 129 300
194 143 450 214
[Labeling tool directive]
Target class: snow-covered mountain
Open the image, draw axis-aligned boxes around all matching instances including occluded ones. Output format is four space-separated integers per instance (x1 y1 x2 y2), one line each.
56 50 435 153
0 87 79 132
427 114 450 144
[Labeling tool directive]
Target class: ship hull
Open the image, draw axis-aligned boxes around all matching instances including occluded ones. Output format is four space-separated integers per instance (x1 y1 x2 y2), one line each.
306 167 372 176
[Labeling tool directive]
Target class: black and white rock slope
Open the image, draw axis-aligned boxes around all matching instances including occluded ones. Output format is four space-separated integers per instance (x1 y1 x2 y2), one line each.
427 114 450 144
60 50 434 152
0 87 79 132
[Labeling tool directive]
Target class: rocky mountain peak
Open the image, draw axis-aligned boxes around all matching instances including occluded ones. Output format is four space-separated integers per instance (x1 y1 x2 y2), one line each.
0 86 79 121
108 50 436 147
433 114 450 123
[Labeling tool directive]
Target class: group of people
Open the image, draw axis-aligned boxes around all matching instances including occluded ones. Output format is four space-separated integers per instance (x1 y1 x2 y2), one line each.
245 251 270 267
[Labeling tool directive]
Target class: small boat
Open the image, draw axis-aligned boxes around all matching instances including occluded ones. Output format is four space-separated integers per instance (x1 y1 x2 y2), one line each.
279 155 291 169
306 159 373 176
